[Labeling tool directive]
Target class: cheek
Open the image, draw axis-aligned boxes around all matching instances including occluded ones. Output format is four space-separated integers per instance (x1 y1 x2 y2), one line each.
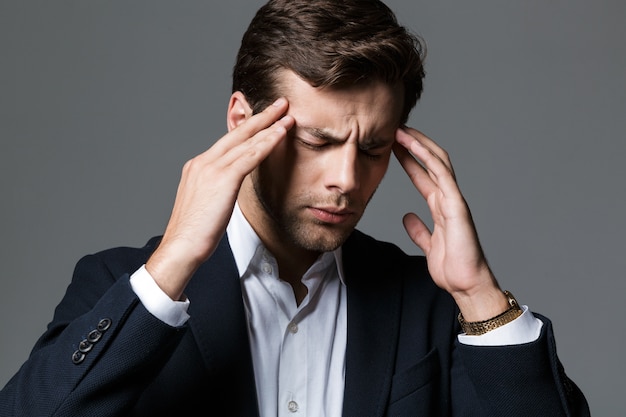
260 141 314 196
284 139 323 174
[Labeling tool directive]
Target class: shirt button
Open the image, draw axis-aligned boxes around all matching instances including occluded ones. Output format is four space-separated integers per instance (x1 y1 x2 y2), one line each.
262 263 273 274
288 322 299 334
287 400 299 413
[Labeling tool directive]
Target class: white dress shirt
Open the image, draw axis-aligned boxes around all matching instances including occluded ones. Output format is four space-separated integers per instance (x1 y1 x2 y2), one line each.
130 202 543 416
227 203 346 416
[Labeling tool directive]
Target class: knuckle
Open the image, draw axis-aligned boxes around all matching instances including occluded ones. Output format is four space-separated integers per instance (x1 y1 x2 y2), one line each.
240 144 263 162
181 159 193 174
182 156 206 176
182 158 196 172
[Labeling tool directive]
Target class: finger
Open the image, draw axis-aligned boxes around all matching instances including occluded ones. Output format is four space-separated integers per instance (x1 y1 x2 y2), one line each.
231 97 290 139
402 212 432 255
392 141 438 199
202 109 295 178
223 114 294 174
395 129 459 196
395 128 451 178
400 126 455 175
208 97 290 157
179 114 294 192
195 114 294 182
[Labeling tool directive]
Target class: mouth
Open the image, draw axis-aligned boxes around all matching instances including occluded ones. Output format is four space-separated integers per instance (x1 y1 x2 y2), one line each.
308 206 355 224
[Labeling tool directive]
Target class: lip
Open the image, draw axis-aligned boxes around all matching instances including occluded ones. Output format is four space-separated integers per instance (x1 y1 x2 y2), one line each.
308 206 355 224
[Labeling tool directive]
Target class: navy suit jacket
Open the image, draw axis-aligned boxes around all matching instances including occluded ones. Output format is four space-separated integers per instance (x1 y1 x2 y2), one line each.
0 230 590 416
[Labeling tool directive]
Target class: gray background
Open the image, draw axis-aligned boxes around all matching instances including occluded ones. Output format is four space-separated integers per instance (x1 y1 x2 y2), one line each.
1 0 624 414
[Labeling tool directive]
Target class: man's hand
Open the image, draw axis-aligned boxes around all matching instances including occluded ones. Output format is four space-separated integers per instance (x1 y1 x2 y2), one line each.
146 98 294 301
393 127 509 321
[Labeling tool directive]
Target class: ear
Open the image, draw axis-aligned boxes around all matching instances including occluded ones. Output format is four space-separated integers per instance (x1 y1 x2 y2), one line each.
227 91 253 132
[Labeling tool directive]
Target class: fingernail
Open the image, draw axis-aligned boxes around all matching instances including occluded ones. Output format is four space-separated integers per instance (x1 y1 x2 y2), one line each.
272 97 286 107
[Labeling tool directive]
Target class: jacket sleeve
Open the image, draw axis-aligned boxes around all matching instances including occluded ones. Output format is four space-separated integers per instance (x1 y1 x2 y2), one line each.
0 250 186 417
451 314 590 417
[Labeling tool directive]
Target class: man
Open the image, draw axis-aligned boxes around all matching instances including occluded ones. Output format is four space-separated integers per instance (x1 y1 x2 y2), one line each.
0 0 589 416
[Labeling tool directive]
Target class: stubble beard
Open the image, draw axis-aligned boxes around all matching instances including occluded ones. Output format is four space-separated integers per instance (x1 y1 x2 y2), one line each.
252 174 367 253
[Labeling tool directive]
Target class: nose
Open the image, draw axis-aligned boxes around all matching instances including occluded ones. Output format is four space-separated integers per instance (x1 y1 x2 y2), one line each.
325 144 360 194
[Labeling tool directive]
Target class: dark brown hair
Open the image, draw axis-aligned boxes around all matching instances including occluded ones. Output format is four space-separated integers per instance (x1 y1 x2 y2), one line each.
232 0 426 124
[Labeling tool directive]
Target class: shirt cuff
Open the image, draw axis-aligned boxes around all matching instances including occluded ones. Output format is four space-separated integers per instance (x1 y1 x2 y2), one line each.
129 264 190 328
457 305 543 346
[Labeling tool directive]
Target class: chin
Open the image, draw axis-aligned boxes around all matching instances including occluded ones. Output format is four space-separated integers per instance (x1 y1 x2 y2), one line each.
290 223 355 253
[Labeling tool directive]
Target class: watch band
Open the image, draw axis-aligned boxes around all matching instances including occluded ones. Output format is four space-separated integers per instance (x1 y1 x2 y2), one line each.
458 290 522 336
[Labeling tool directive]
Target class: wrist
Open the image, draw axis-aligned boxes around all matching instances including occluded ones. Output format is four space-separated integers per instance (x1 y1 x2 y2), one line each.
145 242 201 301
452 281 510 322
458 290 522 335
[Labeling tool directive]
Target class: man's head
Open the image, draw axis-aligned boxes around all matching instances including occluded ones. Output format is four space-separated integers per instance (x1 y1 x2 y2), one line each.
230 0 425 257
232 0 425 124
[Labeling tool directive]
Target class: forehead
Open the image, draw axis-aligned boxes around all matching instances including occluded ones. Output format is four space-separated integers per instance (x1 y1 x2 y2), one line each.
276 70 403 141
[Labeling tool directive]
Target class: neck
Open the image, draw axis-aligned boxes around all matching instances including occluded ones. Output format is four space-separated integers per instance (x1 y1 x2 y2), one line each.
237 181 320 303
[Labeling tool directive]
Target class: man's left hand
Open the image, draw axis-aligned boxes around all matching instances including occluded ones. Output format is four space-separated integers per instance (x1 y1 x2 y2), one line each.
393 127 509 321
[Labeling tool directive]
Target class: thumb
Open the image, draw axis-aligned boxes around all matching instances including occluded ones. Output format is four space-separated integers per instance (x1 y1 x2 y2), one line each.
402 212 432 255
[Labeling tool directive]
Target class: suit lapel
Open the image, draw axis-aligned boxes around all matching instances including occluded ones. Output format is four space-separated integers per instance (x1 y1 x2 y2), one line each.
181 231 402 416
341 232 403 417
185 235 260 417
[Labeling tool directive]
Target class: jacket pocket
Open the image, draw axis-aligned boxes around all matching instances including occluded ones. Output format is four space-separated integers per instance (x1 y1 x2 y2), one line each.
386 348 439 416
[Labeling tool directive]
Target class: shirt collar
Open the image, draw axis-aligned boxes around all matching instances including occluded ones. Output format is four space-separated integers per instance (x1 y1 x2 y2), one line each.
226 202 345 284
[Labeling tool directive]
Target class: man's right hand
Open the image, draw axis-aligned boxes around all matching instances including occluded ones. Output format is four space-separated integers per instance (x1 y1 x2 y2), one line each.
146 97 294 301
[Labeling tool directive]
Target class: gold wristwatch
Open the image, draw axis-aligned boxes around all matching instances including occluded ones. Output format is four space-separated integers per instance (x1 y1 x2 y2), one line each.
458 290 522 336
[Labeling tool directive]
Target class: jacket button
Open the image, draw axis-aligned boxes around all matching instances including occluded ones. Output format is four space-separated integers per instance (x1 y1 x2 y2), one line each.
78 339 93 353
72 350 86 364
97 318 112 332
87 329 102 343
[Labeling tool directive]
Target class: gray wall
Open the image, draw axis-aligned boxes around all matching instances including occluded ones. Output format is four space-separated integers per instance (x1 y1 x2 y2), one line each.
1 1 624 414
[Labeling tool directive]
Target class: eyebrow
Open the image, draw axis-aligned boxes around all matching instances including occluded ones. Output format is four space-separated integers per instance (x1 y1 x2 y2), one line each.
301 126 344 144
299 126 393 149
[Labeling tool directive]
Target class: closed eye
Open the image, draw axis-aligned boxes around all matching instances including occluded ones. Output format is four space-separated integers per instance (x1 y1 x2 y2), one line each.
359 143 391 161
359 149 384 161
297 137 329 150
297 138 389 162
295 126 391 162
